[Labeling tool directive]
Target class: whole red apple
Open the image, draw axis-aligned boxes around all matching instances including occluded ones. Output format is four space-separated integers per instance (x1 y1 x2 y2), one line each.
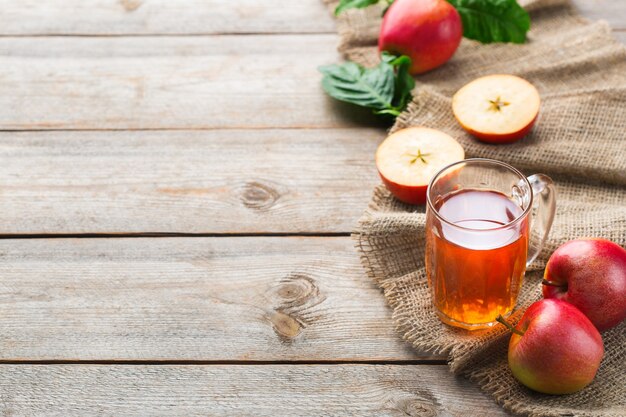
379 0 462 74
499 299 604 394
543 238 626 331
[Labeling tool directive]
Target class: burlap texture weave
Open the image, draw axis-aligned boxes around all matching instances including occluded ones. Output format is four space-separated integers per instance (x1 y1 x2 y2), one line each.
323 0 626 415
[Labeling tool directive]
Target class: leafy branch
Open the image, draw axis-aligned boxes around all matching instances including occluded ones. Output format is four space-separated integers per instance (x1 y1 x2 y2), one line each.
318 52 415 118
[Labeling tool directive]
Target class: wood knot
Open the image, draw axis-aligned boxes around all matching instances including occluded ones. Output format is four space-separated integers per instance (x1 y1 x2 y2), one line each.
265 274 325 343
267 310 303 341
120 0 142 12
240 181 280 211
392 398 438 417
273 274 320 308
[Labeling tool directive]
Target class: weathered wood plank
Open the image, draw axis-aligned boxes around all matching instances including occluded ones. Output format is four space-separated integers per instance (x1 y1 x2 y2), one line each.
0 365 507 416
0 35 379 130
0 237 422 361
572 0 626 29
0 14 620 132
0 128 382 234
0 0 621 36
0 0 336 35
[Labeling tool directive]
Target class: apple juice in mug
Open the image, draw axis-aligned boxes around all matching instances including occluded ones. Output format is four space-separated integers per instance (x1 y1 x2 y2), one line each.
425 159 556 330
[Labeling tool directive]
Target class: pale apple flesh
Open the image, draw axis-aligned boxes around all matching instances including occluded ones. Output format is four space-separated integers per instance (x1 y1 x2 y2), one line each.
378 0 462 74
543 238 626 332
504 299 604 395
452 74 541 143
376 127 464 205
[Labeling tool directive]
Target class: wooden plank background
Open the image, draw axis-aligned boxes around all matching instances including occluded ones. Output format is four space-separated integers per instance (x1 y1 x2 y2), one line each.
0 35 381 130
0 0 337 35
0 365 506 416
0 1 623 415
0 0 621 35
0 129 381 234
0 237 418 361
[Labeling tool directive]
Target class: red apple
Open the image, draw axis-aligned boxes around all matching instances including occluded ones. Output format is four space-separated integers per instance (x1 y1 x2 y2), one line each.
375 127 464 205
499 299 604 395
379 0 462 75
452 74 540 144
543 238 626 332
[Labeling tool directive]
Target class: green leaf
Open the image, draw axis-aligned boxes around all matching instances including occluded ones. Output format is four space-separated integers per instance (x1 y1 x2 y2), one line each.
447 0 530 44
334 0 381 15
386 53 415 110
319 62 395 110
318 54 415 119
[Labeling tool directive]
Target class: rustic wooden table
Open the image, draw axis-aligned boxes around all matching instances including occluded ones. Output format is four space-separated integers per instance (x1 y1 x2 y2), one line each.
0 1 623 415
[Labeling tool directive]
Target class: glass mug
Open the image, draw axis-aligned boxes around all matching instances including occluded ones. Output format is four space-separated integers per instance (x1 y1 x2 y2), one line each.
425 159 556 330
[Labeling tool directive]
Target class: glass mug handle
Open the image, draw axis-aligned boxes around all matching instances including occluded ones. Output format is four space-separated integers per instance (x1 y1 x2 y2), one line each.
525 174 557 266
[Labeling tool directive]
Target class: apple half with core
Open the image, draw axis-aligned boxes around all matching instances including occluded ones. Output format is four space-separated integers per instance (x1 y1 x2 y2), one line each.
379 0 463 75
498 299 604 395
452 74 540 144
543 238 626 332
376 127 465 205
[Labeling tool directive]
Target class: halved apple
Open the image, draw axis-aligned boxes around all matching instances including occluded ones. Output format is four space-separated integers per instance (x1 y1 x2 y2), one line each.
452 74 540 144
376 127 464 205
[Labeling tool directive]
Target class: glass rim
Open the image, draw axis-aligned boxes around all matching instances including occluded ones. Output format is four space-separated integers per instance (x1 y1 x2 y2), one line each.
426 158 534 232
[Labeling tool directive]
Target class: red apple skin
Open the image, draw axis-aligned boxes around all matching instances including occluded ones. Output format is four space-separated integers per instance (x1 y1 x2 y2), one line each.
459 113 538 144
378 172 427 205
543 238 626 332
379 0 462 75
508 299 604 395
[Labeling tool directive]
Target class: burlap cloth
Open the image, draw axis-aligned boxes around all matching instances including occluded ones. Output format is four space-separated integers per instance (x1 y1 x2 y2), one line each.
322 0 626 415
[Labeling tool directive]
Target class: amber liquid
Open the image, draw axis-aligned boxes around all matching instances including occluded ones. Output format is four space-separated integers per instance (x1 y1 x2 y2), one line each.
426 189 529 328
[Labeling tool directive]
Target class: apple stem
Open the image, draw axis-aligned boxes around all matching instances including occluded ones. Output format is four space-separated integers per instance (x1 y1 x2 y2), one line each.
496 315 525 337
541 279 566 288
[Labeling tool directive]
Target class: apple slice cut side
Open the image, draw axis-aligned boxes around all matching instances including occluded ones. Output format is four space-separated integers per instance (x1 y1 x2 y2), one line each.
376 127 465 205
452 74 540 144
